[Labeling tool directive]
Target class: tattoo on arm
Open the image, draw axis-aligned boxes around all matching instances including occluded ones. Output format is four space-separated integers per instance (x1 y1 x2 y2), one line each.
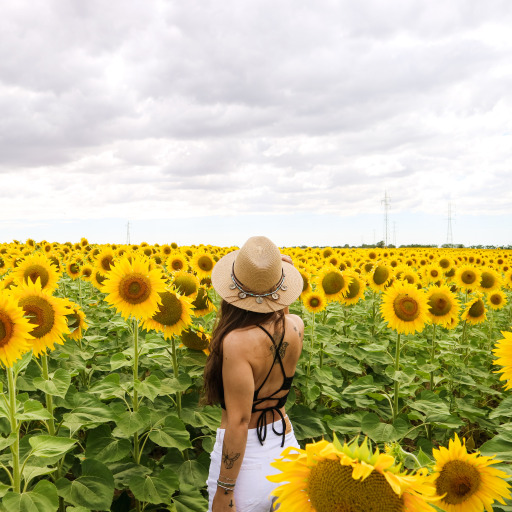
222 444 240 469
229 499 234 508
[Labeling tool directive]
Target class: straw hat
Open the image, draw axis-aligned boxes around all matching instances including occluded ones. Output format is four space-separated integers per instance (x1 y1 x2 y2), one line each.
211 236 304 313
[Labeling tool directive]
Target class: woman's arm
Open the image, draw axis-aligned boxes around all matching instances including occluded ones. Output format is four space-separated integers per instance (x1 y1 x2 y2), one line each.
212 331 254 512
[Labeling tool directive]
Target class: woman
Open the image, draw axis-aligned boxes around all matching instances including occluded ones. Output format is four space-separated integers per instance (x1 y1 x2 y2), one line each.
203 236 305 512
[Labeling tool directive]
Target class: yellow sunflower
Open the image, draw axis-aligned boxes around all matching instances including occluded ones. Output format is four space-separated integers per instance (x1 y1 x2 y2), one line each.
102 255 167 321
142 288 194 339
422 264 444 285
454 265 481 292
493 331 512 390
170 270 200 299
0 293 35 367
369 264 393 292
13 252 60 293
166 253 188 273
340 271 366 306
461 295 486 325
487 290 507 310
191 287 216 317
298 267 312 297
80 264 94 282
63 300 88 341
66 259 82 280
478 268 502 293
95 247 116 276
91 270 107 291
179 325 210 355
302 291 327 313
268 437 437 512
504 269 512 290
380 281 430 335
432 433 511 512
315 266 349 302
12 279 70 356
190 252 215 280
426 285 460 328
395 265 420 287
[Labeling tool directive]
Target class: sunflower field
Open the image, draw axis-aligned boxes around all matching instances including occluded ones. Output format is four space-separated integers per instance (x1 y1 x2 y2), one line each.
1 239 512 511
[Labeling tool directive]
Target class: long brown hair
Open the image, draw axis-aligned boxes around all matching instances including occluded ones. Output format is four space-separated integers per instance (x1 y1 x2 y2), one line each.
202 300 284 406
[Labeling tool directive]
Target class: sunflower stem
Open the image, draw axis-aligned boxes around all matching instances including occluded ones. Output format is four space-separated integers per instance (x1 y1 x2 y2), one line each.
306 312 315 385
371 291 376 337
429 324 437 392
132 319 141 465
7 367 21 494
319 308 327 368
170 335 182 419
78 278 82 308
392 332 401 421
41 353 56 436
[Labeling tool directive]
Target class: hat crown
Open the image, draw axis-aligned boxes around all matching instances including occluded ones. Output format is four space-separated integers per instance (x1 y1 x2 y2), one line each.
233 236 282 294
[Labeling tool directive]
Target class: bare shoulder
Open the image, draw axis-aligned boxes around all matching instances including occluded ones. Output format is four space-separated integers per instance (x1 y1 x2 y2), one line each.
286 313 304 331
222 329 256 359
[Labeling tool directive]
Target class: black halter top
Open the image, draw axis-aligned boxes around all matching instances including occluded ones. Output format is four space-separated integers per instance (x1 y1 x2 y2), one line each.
220 324 295 447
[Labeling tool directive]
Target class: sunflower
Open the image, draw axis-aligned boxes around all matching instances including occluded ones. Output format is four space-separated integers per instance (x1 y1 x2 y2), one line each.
432 433 511 512
315 266 349 302
504 270 512 290
191 287 216 317
63 300 88 341
487 290 507 310
454 265 481 292
380 281 430 335
180 325 210 354
91 270 107 291
102 256 167 321
190 252 215 280
298 268 312 297
142 288 194 339
422 264 443 285
425 285 460 328
166 253 188 273
95 247 116 276
303 291 327 313
369 264 393 292
66 259 82 280
478 269 502 293
494 331 512 390
13 252 60 293
12 279 70 356
0 275 17 291
461 295 486 325
395 266 419 287
268 437 437 512
340 272 366 306
170 270 199 299
0 293 35 367
80 264 94 282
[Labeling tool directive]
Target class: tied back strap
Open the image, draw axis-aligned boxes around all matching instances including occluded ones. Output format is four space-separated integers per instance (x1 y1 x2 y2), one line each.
255 407 287 448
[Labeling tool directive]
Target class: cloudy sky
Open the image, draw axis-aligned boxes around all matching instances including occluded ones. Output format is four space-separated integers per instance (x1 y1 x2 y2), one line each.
2 1 511 247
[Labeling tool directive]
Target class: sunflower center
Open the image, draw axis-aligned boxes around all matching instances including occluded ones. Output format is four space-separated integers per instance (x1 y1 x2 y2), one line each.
439 258 450 269
310 297 320 308
101 256 114 272
436 460 481 505
171 259 184 271
197 256 213 272
118 274 151 305
19 296 55 339
468 299 485 318
152 292 183 326
0 312 14 347
373 266 389 285
345 279 360 299
393 294 419 321
23 264 50 288
480 272 495 289
181 329 209 350
308 460 404 512
69 263 80 275
66 313 81 330
430 269 439 278
95 272 106 285
322 272 345 295
428 292 452 317
461 271 476 285
490 294 503 305
173 275 198 296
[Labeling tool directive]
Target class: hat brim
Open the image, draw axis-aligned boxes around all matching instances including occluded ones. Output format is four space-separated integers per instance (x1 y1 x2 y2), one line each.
211 250 304 313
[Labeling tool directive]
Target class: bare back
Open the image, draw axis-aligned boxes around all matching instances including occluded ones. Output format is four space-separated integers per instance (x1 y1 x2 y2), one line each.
220 313 304 431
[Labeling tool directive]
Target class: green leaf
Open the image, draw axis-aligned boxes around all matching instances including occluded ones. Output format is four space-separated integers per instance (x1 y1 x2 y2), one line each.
1 480 58 512
0 483 10 499
480 432 512 461
173 490 209 512
0 433 17 451
108 463 151 488
114 407 152 437
29 436 76 459
327 412 366 435
85 425 131 463
160 374 193 394
148 417 192 451
338 356 362 374
128 468 179 505
134 375 161 402
89 374 125 399
56 459 114 511
178 460 208 491
343 375 377 395
32 369 71 398
15 400 52 421
110 353 131 371
22 466 57 488
361 413 410 442
489 396 512 420
63 404 117 435
288 405 326 440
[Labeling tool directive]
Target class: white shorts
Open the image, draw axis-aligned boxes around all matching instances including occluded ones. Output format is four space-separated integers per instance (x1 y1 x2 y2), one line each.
206 418 300 512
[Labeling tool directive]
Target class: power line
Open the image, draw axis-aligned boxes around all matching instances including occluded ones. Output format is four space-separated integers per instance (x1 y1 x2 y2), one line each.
126 221 131 245
381 191 391 246
446 203 454 245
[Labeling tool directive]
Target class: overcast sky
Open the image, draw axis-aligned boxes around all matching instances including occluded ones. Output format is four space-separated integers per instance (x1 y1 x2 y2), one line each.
1 1 511 247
